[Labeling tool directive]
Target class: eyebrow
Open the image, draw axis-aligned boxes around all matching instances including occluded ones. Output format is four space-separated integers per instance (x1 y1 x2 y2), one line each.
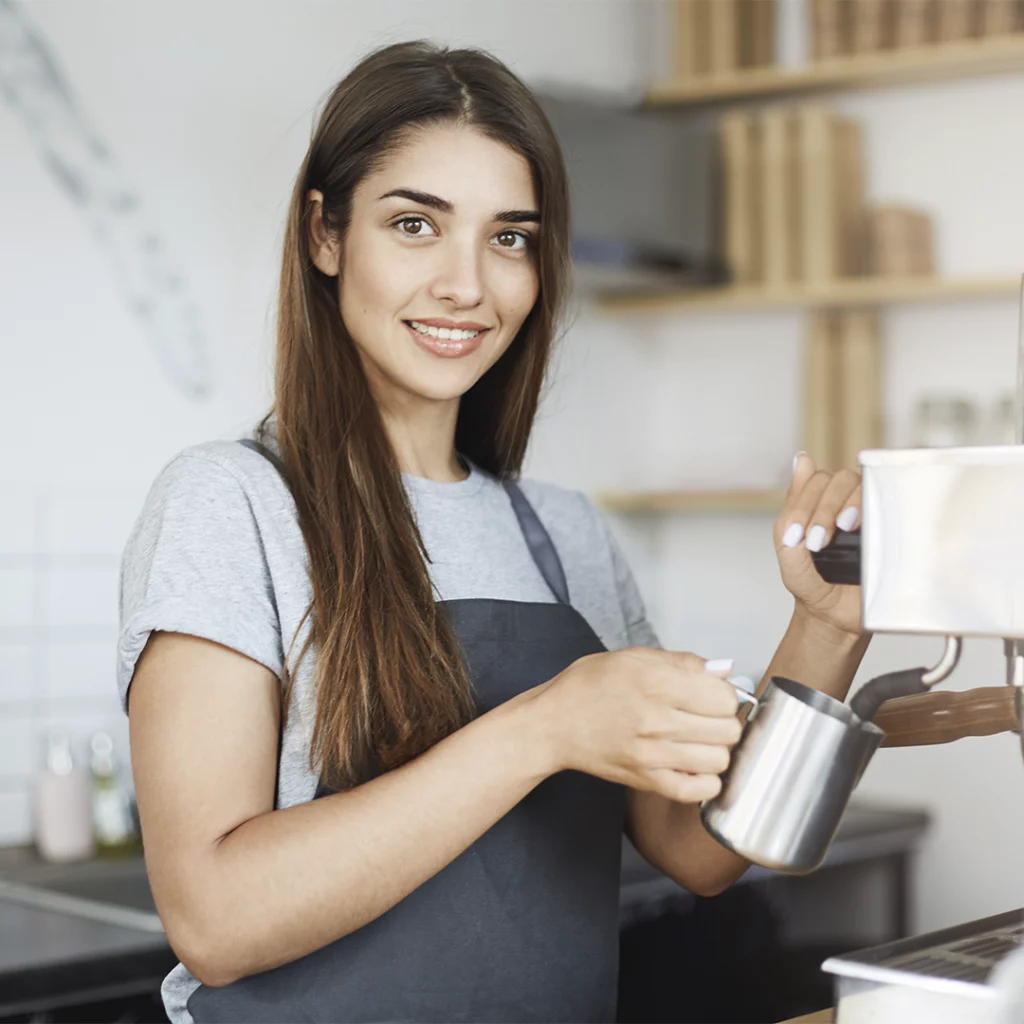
377 188 540 224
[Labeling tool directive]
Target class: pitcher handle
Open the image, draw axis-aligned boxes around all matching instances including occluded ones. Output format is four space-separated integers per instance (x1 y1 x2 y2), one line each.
725 676 759 710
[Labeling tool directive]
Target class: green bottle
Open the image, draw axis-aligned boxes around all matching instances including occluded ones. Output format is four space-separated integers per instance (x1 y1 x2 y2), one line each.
90 732 140 858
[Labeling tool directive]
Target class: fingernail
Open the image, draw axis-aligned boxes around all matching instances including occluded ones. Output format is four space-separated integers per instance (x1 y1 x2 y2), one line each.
805 525 828 552
729 675 755 692
837 506 860 531
792 450 808 474
704 658 734 676
782 523 804 547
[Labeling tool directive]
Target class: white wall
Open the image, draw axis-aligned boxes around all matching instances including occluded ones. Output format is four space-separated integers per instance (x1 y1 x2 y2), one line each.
2 0 1023 939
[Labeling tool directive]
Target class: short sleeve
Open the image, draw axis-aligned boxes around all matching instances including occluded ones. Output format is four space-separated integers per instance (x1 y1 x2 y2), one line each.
588 501 662 650
116 453 284 713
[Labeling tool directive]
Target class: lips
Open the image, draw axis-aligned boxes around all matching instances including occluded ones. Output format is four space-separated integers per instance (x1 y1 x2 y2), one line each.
403 321 488 359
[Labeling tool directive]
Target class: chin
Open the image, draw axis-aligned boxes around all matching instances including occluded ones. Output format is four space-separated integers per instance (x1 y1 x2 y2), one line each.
402 363 483 404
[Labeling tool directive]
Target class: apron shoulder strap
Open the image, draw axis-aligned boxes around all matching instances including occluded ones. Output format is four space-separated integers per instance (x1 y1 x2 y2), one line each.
501 480 571 607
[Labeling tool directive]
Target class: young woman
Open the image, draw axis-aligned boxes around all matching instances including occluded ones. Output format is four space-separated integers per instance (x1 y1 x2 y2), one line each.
118 40 869 1024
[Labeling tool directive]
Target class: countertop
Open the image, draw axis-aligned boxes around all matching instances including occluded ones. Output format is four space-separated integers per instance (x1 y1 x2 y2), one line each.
0 800 929 1017
619 801 930 927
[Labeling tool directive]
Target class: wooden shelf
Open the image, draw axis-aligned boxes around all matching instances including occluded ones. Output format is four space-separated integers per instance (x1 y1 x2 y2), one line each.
595 488 787 515
646 34 1024 108
596 274 1022 315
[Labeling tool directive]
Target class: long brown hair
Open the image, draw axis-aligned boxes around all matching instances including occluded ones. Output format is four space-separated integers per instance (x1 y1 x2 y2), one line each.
257 40 571 792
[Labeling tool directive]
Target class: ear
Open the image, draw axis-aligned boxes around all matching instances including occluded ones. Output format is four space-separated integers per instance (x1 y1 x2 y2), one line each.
306 189 340 277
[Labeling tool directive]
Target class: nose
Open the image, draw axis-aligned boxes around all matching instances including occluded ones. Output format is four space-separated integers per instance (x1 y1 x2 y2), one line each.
429 237 485 310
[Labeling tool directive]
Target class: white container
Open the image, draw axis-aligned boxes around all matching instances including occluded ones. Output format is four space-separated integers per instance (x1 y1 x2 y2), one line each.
32 730 94 863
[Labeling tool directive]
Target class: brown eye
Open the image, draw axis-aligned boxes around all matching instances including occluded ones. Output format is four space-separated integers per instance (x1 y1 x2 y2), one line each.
395 217 435 237
495 230 530 251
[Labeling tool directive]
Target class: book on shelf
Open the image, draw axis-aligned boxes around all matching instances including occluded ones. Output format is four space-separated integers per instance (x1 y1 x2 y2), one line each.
672 0 710 79
978 0 1020 36
796 104 865 283
935 0 977 41
673 0 777 81
803 310 884 472
837 310 884 472
719 111 761 283
851 0 895 53
710 0 740 75
803 311 842 467
759 108 800 285
811 0 847 59
738 0 776 67
894 0 936 48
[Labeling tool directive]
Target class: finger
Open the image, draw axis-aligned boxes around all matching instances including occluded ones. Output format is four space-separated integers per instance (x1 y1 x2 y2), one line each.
786 451 818 503
638 739 732 775
640 710 743 747
668 673 741 717
836 484 862 533
645 768 722 804
633 651 741 716
776 469 832 550
803 469 862 553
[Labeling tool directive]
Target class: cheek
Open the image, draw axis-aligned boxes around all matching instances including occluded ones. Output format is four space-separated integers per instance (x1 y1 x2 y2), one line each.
340 234 410 327
496 262 539 323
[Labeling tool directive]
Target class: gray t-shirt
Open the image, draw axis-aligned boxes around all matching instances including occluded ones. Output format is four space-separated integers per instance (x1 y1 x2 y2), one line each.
116 430 659 1024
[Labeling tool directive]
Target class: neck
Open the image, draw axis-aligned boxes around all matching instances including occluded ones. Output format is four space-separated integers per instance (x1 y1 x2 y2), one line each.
379 396 467 483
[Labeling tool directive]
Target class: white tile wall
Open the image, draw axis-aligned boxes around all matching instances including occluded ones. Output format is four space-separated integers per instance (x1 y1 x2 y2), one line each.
0 489 129 846
0 645 33 707
0 568 36 631
0 790 32 847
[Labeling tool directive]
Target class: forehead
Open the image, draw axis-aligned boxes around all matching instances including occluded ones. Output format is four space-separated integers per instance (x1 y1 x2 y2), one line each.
357 123 537 212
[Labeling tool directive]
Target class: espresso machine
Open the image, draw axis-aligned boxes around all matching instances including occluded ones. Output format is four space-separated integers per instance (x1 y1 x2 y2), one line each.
699 279 1024 1023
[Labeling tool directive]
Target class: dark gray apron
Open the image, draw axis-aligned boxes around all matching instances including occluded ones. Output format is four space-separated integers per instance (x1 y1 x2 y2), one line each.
187 439 626 1023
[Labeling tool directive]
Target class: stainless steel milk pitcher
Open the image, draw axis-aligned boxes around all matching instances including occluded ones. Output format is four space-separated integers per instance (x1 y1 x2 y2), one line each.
701 677 884 874
702 637 962 874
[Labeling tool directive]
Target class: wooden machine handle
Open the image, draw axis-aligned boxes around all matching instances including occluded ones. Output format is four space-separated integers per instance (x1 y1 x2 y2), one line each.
873 687 1019 747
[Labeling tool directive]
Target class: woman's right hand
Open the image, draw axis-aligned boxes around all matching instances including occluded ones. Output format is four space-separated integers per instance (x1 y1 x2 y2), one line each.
535 648 745 803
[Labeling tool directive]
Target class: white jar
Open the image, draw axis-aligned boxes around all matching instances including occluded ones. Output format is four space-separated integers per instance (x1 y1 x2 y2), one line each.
32 730 94 863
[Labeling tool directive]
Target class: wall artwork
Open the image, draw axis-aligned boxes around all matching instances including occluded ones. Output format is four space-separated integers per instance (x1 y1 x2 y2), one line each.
0 0 213 400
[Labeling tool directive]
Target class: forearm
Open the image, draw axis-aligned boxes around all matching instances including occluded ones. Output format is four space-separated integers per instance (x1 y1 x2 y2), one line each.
758 601 871 705
631 606 871 895
188 684 556 986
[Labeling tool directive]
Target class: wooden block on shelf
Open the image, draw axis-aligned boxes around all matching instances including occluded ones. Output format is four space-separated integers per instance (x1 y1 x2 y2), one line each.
759 108 800 285
935 0 978 40
893 0 936 47
837 309 884 471
867 206 935 276
719 111 761 283
803 310 843 468
850 0 896 52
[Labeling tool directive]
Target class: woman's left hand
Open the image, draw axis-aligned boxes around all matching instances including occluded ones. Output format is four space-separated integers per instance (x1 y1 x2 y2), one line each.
774 452 864 637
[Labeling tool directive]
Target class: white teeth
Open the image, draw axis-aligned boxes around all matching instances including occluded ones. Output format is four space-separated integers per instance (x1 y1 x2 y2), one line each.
409 320 481 341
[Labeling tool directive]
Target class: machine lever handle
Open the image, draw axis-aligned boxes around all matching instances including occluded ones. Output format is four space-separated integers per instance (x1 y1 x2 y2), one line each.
874 687 1019 747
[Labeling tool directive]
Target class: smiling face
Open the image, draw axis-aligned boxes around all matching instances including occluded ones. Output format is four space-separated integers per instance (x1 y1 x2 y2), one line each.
311 123 540 419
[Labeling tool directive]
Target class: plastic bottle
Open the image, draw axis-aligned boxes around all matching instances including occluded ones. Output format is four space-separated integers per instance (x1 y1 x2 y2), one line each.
89 731 139 857
33 730 94 863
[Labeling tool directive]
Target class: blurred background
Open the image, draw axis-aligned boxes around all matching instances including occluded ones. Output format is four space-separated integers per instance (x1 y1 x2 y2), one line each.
2 0 1024 1020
